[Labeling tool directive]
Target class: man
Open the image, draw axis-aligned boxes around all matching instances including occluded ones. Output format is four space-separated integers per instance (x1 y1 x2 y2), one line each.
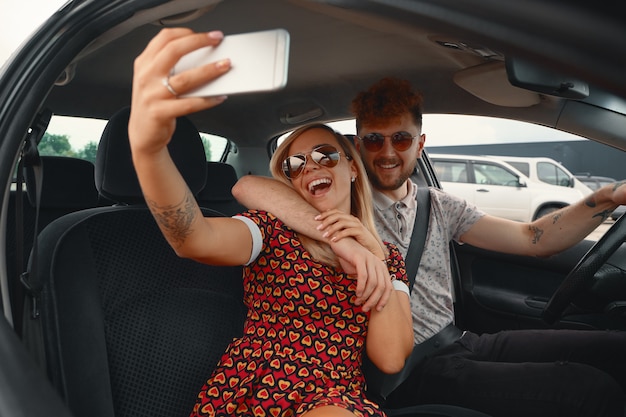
233 77 626 417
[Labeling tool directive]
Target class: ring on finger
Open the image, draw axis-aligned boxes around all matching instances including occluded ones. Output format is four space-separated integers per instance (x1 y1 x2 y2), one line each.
162 76 179 97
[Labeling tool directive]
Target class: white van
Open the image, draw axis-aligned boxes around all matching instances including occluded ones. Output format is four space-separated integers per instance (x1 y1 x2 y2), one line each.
487 155 593 195
428 153 587 222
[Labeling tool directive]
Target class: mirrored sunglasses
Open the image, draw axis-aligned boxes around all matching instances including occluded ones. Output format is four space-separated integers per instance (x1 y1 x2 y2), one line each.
358 131 417 152
282 145 342 179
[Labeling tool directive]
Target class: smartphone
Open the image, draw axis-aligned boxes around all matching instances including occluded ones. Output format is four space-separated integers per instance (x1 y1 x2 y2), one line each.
171 28 290 97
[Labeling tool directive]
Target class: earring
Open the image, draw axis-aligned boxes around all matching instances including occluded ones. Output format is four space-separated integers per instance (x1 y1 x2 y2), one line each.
351 177 356 183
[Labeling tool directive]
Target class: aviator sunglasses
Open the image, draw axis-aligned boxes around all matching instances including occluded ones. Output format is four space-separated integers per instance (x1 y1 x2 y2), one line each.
282 144 344 179
358 131 417 152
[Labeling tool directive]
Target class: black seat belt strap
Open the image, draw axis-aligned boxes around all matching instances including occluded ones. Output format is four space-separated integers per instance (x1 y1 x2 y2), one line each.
405 185 431 292
17 110 50 370
19 134 43 320
16 109 50 327
364 183 431 402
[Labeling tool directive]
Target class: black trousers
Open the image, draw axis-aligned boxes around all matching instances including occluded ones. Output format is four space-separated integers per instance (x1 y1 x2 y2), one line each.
384 329 626 417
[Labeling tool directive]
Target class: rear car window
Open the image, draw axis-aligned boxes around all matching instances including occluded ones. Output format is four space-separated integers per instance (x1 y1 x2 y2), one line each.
41 115 229 163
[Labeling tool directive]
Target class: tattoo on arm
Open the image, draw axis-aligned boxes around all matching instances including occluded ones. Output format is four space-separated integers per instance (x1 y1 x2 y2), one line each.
586 185 620 222
551 212 562 224
584 195 597 208
593 210 612 222
147 189 197 247
529 225 543 244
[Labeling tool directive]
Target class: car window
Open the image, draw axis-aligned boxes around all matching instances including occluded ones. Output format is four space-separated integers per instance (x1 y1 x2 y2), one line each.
40 115 229 163
473 162 518 186
199 133 229 162
537 161 570 187
276 115 613 241
433 161 467 183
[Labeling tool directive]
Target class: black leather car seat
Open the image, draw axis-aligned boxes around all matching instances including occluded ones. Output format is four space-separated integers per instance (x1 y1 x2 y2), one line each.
195 161 245 216
22 107 246 417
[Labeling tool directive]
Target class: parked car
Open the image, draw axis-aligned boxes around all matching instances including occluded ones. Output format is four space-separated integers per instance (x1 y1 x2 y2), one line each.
575 174 617 191
1 1 625 417
429 153 586 221
488 155 593 195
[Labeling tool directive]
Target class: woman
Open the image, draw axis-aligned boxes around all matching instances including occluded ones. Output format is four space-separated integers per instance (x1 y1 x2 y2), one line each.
129 28 413 417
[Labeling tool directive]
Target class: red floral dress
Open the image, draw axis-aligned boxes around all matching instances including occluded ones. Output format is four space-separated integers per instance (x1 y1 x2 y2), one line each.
190 210 407 417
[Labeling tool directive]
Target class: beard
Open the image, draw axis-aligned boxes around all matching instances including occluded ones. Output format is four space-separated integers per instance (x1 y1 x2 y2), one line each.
363 156 416 192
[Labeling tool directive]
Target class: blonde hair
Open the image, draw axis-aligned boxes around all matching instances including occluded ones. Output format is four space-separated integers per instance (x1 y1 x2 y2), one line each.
270 123 383 266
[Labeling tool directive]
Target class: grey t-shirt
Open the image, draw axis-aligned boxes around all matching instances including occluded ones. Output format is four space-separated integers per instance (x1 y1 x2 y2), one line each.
372 181 484 344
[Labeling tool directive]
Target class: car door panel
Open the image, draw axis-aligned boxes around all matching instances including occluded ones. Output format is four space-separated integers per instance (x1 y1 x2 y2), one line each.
472 184 530 222
451 239 618 333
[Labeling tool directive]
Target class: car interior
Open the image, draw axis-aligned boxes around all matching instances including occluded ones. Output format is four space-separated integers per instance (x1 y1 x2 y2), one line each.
0 1 625 416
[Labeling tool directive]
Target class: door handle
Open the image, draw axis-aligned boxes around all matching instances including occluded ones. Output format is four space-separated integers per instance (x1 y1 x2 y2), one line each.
525 297 548 309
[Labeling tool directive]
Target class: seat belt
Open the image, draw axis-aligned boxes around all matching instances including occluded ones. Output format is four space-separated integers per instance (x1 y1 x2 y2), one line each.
12 110 49 335
405 184 430 292
19 135 43 321
17 111 50 370
364 182 431 402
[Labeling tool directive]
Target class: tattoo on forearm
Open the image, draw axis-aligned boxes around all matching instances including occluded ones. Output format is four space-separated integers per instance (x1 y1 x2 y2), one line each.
593 210 612 222
585 183 621 222
551 212 562 224
584 195 597 208
147 189 197 247
529 225 543 244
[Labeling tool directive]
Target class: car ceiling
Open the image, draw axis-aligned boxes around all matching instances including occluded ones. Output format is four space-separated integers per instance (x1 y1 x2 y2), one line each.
40 0 626 150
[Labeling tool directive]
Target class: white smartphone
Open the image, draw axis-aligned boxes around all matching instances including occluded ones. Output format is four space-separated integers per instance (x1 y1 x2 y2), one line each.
171 28 290 97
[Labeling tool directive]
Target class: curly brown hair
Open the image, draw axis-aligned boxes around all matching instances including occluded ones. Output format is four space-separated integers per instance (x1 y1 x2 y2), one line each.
351 77 424 131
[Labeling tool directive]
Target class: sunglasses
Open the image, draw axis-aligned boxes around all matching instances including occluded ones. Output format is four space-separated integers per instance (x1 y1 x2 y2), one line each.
282 144 343 179
358 131 417 152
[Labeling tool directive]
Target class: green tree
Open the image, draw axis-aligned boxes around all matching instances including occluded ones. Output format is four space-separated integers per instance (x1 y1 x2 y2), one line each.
76 141 98 164
39 133 74 157
201 136 212 161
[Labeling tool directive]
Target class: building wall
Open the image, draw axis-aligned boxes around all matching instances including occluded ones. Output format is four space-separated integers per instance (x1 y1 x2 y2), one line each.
425 140 626 180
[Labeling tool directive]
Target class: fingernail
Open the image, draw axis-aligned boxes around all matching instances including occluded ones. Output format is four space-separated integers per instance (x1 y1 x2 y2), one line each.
213 95 228 103
216 58 231 70
208 31 224 39
314 215 321 220
322 232 328 238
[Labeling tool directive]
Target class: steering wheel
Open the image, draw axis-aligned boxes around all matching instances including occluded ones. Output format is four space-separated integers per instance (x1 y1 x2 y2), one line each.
542 213 626 324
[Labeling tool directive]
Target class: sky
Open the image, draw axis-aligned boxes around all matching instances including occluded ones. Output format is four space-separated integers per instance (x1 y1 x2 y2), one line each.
0 1 65 64
1 1 585 151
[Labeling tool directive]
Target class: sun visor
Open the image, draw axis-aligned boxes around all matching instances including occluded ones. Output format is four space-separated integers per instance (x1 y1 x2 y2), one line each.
505 57 589 99
454 61 541 107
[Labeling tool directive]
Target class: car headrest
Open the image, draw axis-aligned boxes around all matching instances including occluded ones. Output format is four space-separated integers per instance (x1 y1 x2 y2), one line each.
95 107 207 205
24 156 99 209
198 162 238 203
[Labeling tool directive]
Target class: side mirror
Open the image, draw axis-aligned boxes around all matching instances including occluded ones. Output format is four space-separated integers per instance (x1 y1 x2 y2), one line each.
518 177 528 187
559 176 575 187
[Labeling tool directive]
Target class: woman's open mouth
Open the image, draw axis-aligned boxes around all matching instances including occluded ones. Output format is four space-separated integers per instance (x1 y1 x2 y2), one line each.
308 177 332 196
